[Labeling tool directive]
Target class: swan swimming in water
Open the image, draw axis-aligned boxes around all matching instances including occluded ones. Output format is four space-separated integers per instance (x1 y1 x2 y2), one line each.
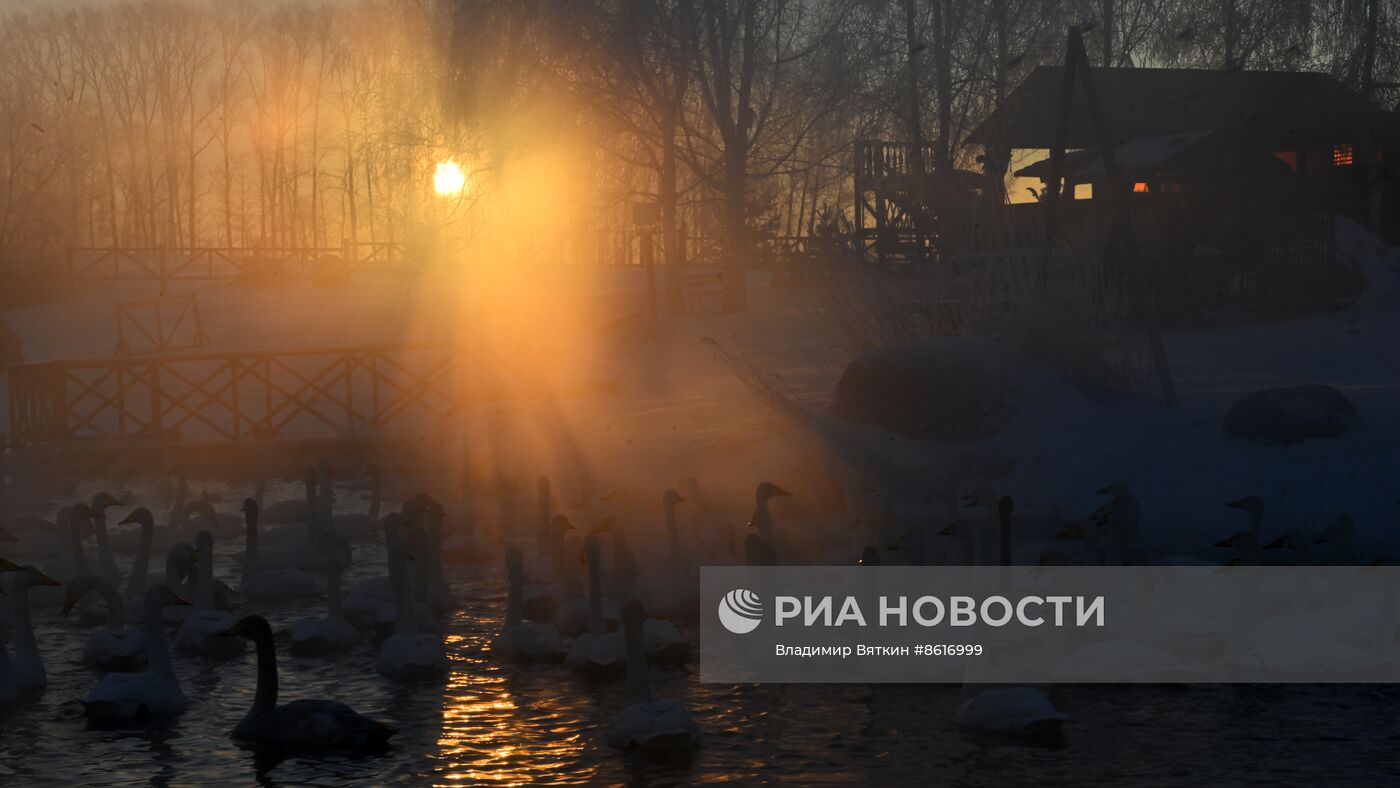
565 534 626 677
81 585 190 720
175 531 245 657
221 615 395 749
376 526 448 679
62 574 148 671
290 559 359 656
607 600 701 750
493 548 566 663
239 499 321 599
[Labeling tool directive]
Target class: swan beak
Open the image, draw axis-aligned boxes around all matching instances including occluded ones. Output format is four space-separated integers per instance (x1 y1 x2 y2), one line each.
1263 537 1286 550
1095 486 1113 495
673 494 687 503
771 487 792 497
0 557 21 571
118 512 139 525
935 524 952 536
1224 499 1247 510
35 571 61 587
172 594 190 606
601 490 621 502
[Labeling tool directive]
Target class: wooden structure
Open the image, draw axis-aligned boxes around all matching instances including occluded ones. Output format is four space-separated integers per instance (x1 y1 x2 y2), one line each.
67 242 412 293
7 342 517 448
853 140 937 264
114 294 211 357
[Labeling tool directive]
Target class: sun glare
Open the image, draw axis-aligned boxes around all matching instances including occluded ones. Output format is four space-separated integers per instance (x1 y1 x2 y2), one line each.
434 160 467 196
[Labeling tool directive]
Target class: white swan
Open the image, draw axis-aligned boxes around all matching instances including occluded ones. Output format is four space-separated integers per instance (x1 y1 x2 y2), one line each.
175 531 245 657
1 560 59 701
953 685 1067 737
607 600 701 750
290 559 359 656
81 585 190 719
221 614 395 748
493 548 566 662
239 499 322 599
565 534 626 676
62 574 148 671
553 528 620 637
376 530 447 678
88 492 126 585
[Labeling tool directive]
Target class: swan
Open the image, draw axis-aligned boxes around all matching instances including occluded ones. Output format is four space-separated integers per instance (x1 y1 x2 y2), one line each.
375 530 448 679
609 535 687 664
743 533 776 566
492 548 566 662
1263 530 1311 564
524 514 577 623
1214 530 1262 565
607 600 701 750
120 507 157 604
290 560 359 656
81 584 190 719
259 472 315 525
633 490 699 620
175 531 245 657
62 574 148 671
565 534 626 677
954 683 1065 738
552 529 619 636
746 481 792 544
1090 483 1138 565
0 561 59 701
2 512 69 562
412 497 451 611
343 512 406 628
157 541 197 623
220 615 395 748
88 492 126 585
239 499 321 599
330 465 382 540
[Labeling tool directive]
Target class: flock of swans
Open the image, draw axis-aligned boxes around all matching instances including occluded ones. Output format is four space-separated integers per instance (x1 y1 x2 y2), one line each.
0 462 1385 760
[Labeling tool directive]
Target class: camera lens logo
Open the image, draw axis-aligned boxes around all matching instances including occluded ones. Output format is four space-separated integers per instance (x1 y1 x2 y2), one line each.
718 589 764 634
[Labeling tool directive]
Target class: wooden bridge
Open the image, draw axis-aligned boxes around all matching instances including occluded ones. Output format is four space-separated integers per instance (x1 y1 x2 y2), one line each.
6 342 519 448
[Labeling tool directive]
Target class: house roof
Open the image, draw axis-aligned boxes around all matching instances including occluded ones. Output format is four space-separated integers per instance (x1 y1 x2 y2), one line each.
969 66 1389 149
1015 130 1217 178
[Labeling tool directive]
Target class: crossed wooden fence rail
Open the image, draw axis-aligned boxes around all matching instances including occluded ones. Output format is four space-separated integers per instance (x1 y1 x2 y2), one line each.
115 293 211 356
7 342 516 447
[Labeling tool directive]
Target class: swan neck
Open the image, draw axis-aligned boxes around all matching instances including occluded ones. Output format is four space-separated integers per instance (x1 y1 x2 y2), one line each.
127 520 153 599
244 508 259 578
391 545 418 636
196 544 215 610
83 575 125 631
623 614 650 704
144 591 178 683
8 577 43 684
586 552 604 635
93 513 120 583
505 564 524 631
249 628 278 722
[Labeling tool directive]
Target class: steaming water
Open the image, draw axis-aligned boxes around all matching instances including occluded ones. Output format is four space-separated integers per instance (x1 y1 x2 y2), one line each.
3 485 1400 785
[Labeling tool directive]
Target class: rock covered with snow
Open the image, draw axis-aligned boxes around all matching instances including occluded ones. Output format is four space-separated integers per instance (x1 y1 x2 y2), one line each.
832 337 1077 442
1222 384 1357 444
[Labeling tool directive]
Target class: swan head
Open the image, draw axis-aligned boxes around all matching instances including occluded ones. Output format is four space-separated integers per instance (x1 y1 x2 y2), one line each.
998 495 1014 518
240 498 258 516
756 482 791 504
537 476 551 496
145 584 189 609
70 502 99 522
91 491 125 511
937 520 974 539
582 533 603 563
195 530 215 555
218 614 272 641
60 578 94 616
1315 514 1354 545
304 470 319 488
662 489 686 508
119 507 155 528
551 515 575 534
960 487 998 509
505 547 524 574
1225 495 1264 515
0 556 22 571
1096 482 1133 499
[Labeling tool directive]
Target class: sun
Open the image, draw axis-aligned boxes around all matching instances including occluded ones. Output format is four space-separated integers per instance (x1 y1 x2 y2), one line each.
433 160 467 197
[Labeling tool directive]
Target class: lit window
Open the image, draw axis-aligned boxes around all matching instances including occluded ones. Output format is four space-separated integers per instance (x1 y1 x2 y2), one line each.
1333 144 1355 167
1132 181 1149 193
1074 183 1093 200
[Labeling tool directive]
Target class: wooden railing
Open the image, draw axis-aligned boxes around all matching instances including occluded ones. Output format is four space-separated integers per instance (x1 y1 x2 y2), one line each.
7 342 518 447
66 242 412 290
